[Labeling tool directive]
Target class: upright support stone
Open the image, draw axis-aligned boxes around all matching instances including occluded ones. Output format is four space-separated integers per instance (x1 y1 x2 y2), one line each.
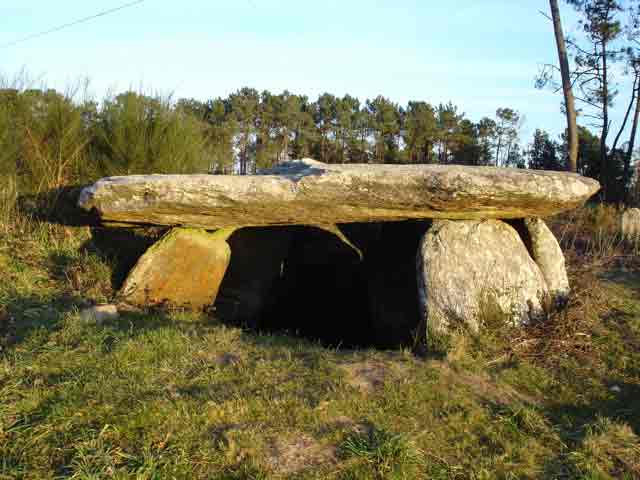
417 220 549 339
118 227 234 310
522 218 570 303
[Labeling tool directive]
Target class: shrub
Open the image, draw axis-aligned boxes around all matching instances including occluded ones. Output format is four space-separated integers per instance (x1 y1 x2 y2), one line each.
91 91 212 175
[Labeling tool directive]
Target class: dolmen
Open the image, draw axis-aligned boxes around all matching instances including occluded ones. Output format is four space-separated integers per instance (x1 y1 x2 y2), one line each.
77 159 600 348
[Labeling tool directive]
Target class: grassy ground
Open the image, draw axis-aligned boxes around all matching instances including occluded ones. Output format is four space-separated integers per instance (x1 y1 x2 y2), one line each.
1 214 640 479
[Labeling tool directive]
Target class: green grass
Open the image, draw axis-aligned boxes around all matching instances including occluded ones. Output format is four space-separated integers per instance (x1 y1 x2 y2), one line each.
1 221 640 479
339 427 423 479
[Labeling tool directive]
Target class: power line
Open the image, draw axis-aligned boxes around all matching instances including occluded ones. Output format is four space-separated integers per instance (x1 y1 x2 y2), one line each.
0 0 146 49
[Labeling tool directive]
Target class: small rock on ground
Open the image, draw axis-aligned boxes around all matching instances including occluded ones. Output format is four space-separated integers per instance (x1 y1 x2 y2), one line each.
80 304 119 324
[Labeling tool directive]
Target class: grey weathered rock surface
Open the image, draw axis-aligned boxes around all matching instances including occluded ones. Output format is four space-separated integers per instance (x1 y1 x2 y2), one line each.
621 208 640 240
119 227 233 309
417 220 549 335
523 218 570 302
78 159 600 228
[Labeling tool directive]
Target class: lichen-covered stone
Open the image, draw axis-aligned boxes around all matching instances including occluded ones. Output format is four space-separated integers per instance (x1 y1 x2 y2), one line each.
417 220 549 338
119 227 233 309
523 218 570 303
621 208 640 240
77 159 600 228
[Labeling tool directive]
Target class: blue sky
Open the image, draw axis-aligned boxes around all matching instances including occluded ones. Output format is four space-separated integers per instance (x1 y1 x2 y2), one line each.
1 1 633 146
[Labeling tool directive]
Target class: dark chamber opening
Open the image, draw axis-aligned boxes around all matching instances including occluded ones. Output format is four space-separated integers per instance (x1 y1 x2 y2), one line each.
215 221 431 349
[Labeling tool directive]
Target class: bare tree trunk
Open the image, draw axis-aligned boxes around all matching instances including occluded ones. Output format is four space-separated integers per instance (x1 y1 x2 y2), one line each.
628 94 640 162
549 0 578 172
627 84 640 200
240 131 248 175
611 76 637 155
281 129 289 163
601 39 609 199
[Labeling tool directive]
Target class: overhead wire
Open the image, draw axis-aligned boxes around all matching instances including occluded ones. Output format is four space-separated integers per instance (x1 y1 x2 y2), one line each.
0 0 146 49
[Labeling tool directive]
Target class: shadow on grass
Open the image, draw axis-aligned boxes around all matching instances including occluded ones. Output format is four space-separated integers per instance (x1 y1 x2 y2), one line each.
541 381 640 477
600 265 640 293
546 381 640 442
17 187 167 291
1 293 82 350
17 186 99 227
79 228 166 290
0 291 185 353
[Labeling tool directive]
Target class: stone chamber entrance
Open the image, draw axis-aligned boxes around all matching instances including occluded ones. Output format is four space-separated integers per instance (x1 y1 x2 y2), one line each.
213 222 432 349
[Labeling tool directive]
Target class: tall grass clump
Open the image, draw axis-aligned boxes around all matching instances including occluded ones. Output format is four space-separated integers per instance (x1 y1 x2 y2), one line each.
91 90 212 175
340 427 423 479
20 85 96 192
0 75 94 208
0 96 18 230
552 204 638 264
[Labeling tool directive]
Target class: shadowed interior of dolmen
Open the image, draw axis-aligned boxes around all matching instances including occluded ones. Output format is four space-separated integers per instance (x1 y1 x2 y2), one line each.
214 222 432 349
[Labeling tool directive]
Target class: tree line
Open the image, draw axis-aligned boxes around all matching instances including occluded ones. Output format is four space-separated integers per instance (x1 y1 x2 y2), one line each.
178 89 532 173
0 83 620 209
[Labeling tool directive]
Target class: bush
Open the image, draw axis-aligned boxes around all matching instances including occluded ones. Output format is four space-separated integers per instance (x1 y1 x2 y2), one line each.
91 91 212 175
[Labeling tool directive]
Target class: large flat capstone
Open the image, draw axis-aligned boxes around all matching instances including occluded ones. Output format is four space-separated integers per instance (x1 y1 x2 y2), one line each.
77 159 600 228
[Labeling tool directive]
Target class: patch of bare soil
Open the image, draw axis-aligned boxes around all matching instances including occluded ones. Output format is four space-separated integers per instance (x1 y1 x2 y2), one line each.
196 350 243 367
266 434 336 475
338 358 410 393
